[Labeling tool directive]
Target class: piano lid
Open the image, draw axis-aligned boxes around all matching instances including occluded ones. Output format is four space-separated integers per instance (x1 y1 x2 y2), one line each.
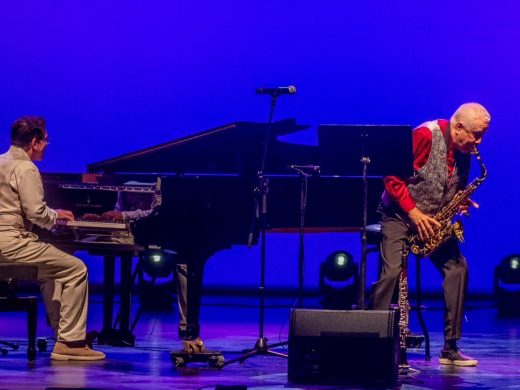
87 119 316 175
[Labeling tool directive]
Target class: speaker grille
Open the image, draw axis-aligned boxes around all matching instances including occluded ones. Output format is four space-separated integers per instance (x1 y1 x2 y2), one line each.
288 309 399 385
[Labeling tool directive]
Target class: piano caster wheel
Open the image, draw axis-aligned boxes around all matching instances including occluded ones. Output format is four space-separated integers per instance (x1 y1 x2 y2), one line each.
174 357 185 367
37 338 48 352
171 350 224 368
209 355 225 369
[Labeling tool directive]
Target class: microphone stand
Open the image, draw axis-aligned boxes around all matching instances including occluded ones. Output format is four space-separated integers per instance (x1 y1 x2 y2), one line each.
290 165 318 307
222 93 288 367
358 156 370 309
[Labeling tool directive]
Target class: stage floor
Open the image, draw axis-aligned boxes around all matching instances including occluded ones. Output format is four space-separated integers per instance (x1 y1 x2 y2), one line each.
1 294 519 390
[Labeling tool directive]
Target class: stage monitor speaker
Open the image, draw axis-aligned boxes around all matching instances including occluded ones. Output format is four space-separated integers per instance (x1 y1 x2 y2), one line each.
288 309 399 385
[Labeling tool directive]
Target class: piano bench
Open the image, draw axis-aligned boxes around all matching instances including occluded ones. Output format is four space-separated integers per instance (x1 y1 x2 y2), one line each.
0 263 39 361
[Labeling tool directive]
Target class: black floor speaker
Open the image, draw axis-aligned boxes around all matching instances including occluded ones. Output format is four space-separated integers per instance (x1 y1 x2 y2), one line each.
288 309 399 385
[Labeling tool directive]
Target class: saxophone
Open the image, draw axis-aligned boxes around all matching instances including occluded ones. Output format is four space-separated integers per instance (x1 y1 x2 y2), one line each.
398 245 410 368
409 147 487 256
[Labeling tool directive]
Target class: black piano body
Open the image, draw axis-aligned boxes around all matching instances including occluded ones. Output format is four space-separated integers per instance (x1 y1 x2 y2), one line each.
40 118 393 344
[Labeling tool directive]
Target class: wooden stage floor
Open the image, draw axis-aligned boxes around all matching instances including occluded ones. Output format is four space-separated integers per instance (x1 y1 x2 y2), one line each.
1 294 519 389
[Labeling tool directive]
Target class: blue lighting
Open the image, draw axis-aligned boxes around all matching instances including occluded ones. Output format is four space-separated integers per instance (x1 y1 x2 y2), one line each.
1 2 518 294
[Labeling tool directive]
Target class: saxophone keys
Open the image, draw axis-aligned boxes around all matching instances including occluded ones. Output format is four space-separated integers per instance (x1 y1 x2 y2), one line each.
453 220 465 243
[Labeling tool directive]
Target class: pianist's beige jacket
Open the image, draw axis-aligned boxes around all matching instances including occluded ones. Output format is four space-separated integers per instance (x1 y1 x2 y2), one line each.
0 146 57 235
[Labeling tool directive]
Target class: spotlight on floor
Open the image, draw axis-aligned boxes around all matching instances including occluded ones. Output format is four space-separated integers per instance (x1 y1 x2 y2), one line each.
141 248 175 279
319 250 359 310
494 254 520 316
138 248 177 310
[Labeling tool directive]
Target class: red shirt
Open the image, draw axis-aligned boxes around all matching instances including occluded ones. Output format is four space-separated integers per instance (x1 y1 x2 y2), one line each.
384 119 456 213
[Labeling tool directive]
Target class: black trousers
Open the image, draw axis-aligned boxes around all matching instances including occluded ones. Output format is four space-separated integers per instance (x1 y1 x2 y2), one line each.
371 215 468 341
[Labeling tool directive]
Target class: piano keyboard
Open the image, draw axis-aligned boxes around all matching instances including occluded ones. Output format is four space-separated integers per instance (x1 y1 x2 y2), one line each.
56 220 128 230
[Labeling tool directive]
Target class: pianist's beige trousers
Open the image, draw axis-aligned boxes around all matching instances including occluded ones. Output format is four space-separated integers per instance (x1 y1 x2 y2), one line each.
0 230 88 343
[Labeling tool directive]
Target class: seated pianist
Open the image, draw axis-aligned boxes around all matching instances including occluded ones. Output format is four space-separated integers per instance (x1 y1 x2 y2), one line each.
0 115 105 361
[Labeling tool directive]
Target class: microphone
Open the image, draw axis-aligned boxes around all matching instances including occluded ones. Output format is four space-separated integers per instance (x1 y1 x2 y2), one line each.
256 85 297 96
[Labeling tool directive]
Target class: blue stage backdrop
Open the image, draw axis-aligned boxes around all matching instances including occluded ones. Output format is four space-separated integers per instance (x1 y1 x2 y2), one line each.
0 1 518 295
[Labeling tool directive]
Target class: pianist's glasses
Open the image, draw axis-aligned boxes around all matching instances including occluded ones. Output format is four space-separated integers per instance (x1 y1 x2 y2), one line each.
39 136 50 145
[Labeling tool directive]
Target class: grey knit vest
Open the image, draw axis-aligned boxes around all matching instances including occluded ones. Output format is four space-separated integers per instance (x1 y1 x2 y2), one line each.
407 121 467 216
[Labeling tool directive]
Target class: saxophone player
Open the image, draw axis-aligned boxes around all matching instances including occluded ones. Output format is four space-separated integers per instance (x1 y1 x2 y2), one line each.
371 102 490 367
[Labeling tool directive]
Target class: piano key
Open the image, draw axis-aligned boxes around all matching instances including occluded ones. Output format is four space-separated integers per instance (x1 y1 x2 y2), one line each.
56 219 128 230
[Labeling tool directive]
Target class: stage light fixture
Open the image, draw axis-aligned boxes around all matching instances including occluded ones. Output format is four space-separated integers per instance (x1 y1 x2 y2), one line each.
141 249 176 279
138 248 178 311
494 254 520 315
495 254 520 285
151 254 162 263
319 250 359 310
324 251 357 281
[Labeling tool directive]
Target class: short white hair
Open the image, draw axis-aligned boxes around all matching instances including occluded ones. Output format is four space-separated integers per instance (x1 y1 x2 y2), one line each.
452 102 491 129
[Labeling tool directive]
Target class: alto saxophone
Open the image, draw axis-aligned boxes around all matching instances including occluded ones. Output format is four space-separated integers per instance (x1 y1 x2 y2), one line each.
409 147 487 256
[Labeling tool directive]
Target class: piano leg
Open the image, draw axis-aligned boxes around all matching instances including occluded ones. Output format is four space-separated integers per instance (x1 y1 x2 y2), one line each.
99 255 115 343
98 255 136 347
171 255 225 368
185 259 203 340
119 254 135 346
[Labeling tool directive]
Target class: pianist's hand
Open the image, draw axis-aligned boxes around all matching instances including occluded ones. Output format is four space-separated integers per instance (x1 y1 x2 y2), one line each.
80 213 101 221
100 211 124 222
56 209 75 221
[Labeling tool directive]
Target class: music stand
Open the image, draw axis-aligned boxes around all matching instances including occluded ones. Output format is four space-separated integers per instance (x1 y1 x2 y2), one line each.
317 124 413 309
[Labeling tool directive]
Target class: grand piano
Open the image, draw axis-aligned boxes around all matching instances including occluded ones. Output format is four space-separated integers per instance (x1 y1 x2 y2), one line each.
41 118 392 346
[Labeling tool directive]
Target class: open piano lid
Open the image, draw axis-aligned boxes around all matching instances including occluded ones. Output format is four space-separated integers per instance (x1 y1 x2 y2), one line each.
87 118 315 175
